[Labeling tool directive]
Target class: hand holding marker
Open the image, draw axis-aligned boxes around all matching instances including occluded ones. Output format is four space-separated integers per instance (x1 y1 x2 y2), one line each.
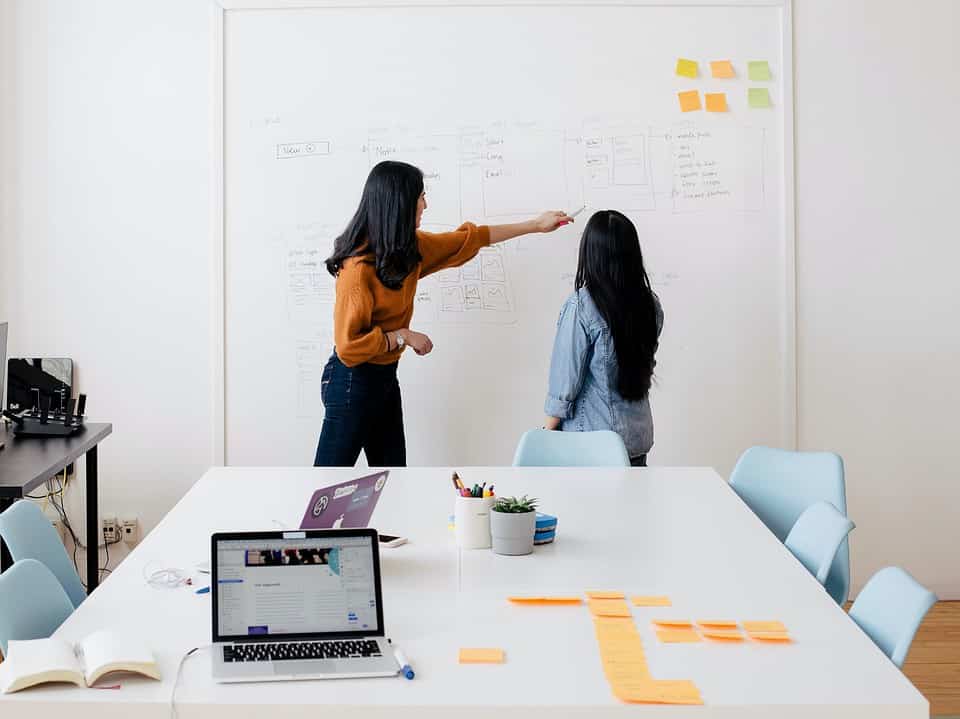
558 205 586 226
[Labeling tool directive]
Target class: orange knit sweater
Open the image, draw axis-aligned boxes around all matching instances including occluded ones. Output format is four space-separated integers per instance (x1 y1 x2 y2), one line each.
332 223 491 366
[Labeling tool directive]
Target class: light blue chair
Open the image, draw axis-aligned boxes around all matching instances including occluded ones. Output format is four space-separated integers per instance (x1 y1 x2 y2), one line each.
0 559 75 657
729 446 850 604
849 567 936 668
0 500 87 607
512 429 630 467
784 501 855 586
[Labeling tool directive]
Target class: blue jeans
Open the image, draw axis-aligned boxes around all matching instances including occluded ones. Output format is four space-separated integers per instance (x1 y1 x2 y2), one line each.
313 353 406 467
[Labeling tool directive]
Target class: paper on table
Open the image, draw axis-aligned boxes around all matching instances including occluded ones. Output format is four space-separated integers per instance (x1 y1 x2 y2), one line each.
748 632 792 642
701 628 744 641
586 591 625 599
611 679 704 705
705 92 728 112
743 621 787 633
656 628 702 643
508 596 582 605
631 596 671 607
675 58 698 78
748 87 771 108
459 648 505 664
589 599 632 617
710 60 735 78
652 619 693 627
697 620 737 628
678 90 702 112
748 60 771 81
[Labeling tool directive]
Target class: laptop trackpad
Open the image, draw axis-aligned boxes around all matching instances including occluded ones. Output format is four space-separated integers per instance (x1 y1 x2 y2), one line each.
278 660 339 675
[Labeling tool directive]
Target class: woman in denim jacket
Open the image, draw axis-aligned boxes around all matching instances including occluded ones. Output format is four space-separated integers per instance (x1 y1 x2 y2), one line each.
543 210 663 466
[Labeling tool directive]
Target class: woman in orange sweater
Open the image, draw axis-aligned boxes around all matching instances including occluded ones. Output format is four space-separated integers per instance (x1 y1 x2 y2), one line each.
315 160 572 467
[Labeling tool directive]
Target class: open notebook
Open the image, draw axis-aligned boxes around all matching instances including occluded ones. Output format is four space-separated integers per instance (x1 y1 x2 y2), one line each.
0 631 160 693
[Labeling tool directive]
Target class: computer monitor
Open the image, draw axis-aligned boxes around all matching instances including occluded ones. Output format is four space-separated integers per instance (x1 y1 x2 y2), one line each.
0 322 7 411
6 356 72 414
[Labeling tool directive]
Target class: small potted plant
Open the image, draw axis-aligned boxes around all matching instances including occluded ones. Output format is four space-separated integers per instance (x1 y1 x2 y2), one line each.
490 495 538 556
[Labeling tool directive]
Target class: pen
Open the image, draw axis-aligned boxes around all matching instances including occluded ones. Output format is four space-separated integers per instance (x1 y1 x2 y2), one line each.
196 586 210 594
393 646 415 680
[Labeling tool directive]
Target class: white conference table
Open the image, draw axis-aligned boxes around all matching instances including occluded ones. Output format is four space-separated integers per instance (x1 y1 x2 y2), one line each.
0 467 927 718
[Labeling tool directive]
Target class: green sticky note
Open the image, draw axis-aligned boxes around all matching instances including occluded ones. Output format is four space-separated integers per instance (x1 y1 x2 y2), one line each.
748 87 772 108
676 58 698 79
748 60 771 81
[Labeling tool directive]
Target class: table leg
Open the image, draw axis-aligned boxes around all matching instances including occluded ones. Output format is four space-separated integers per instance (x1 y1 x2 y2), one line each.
0 496 13 573
85 445 99 593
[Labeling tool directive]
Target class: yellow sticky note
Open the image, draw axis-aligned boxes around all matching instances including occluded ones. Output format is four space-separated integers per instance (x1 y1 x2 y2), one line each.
652 619 693 627
678 90 702 112
586 590 625 599
697 620 737 628
589 598 632 617
675 58 699 79
710 60 735 78
459 648 505 664
743 621 787 633
508 596 582 605
748 87 772 108
705 92 728 113
701 628 744 641
631 595 671 607
656 628 702 643
748 60 771 81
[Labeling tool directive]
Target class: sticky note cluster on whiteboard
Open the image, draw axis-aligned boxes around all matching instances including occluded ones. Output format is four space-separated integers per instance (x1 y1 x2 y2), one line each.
674 57 773 111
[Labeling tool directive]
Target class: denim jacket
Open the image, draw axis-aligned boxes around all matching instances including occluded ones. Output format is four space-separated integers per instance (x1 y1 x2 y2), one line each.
544 288 663 459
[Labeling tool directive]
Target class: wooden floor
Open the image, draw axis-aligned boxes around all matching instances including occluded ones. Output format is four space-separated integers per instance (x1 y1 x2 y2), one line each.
902 601 960 716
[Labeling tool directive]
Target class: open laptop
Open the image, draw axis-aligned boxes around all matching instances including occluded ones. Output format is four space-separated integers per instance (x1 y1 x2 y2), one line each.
211 528 399 683
300 470 389 530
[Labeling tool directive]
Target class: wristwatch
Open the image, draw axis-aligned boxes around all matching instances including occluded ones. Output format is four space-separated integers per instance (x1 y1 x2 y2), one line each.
395 332 405 349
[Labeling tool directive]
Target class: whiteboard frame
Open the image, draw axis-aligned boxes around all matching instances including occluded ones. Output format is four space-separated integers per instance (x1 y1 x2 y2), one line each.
209 0 797 466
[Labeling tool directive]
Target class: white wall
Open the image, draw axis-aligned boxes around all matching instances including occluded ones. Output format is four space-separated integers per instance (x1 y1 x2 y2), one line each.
794 0 960 598
1 0 957 596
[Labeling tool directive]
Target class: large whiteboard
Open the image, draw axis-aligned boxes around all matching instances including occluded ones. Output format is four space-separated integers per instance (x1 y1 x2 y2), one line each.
220 1 795 472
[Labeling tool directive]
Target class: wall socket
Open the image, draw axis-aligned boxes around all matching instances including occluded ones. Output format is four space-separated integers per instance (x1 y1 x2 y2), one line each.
120 516 139 546
102 515 119 544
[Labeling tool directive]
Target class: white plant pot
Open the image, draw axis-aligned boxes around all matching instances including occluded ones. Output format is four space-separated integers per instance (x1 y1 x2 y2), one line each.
490 509 536 556
454 496 495 549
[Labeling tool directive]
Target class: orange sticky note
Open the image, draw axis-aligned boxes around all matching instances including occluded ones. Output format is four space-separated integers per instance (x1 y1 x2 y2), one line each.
652 619 693 627
705 92 728 112
697 620 737 628
675 58 698 78
656 628 702 643
612 679 703 705
589 598 632 617
748 631 792 642
701 628 744 641
631 596 671 607
508 596 582 605
459 648 505 664
678 90 701 112
710 60 735 78
743 621 787 633
586 591 625 599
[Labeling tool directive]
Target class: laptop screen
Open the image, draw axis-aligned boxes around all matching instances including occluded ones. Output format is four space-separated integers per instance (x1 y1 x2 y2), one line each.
212 531 383 642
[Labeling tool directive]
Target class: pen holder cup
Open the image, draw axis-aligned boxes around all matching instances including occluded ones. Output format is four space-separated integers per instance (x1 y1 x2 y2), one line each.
454 495 495 549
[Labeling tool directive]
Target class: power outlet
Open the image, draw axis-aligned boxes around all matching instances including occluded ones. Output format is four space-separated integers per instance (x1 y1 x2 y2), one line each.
102 515 119 545
120 516 139 546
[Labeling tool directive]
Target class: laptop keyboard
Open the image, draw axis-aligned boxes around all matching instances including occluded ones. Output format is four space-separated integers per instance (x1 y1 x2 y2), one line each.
223 639 382 663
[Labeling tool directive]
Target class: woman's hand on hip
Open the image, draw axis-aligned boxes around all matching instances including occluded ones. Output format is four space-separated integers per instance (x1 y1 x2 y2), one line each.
401 329 434 356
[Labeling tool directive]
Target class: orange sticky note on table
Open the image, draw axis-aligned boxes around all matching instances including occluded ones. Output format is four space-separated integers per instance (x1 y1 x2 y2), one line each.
705 92 728 112
632 595 671 607
508 596 583 605
697 620 737 628
710 60 735 78
701 628 744 641
459 648 505 664
656 628 702 643
589 598 632 617
586 590 625 599
743 621 787 633
748 631 792 642
675 58 699 78
652 618 693 627
678 90 701 112
612 679 703 705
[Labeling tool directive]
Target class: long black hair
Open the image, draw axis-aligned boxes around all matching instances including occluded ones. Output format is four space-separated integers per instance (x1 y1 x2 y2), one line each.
326 161 424 290
575 210 659 401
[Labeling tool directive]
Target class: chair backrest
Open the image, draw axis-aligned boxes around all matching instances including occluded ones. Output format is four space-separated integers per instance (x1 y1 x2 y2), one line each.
512 429 630 467
849 567 936 668
729 446 850 604
0 500 86 607
0 559 75 656
784 501 855 585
